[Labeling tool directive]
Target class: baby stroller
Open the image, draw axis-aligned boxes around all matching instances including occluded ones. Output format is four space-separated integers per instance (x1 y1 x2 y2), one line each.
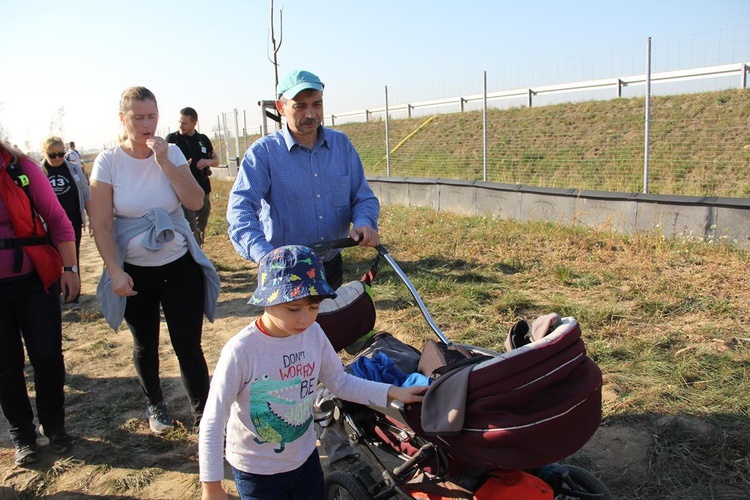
311 239 613 500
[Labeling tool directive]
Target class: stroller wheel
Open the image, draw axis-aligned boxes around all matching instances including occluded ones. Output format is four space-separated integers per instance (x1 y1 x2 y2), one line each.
326 470 374 500
550 464 614 500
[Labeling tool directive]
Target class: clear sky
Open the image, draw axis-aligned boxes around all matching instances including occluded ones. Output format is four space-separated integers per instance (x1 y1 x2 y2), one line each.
1 0 749 153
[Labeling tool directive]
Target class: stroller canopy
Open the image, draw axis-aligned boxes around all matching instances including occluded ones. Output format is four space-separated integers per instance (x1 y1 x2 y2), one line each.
404 317 602 470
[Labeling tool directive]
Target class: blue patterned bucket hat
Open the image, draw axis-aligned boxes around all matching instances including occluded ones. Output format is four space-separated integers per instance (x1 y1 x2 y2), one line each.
249 245 337 307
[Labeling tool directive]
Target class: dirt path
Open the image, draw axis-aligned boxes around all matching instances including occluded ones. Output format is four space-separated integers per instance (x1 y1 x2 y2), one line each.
0 235 647 499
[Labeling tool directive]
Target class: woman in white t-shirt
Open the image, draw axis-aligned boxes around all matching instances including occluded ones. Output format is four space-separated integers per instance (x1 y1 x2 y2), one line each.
90 87 220 436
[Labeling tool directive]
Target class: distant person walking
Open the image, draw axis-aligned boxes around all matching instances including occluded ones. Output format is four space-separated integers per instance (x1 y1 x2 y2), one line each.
166 108 218 247
1 141 78 465
42 136 92 310
90 87 220 434
65 141 85 172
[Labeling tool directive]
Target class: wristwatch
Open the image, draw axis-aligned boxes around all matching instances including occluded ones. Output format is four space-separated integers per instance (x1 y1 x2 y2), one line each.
63 265 79 273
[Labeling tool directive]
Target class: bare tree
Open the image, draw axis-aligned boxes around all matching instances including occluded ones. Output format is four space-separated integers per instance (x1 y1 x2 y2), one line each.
49 106 66 137
268 0 283 98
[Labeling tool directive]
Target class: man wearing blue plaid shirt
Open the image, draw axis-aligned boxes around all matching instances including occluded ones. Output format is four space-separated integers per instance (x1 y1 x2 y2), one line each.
227 69 380 288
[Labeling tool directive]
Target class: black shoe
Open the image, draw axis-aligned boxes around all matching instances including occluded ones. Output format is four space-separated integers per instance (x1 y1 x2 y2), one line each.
40 425 73 454
14 444 39 465
48 433 73 454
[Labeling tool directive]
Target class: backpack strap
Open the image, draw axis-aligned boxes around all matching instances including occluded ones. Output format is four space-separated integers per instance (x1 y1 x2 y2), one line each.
6 158 31 196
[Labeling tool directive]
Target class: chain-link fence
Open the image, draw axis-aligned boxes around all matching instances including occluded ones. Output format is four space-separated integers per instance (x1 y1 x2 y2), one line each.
212 26 750 198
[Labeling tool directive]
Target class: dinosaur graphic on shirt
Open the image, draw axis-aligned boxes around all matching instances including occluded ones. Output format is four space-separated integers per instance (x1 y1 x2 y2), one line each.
250 374 313 453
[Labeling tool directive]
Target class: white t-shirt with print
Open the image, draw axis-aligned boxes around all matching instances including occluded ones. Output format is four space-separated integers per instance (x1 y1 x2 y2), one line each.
91 145 190 266
199 320 391 482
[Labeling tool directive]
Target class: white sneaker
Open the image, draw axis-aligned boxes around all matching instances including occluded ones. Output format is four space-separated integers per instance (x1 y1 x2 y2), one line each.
147 402 173 435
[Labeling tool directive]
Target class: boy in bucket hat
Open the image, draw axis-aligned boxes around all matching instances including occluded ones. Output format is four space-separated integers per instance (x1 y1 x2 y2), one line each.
199 245 426 500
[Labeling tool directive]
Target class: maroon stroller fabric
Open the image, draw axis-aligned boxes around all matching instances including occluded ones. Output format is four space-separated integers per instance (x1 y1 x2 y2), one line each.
317 280 376 352
402 317 602 470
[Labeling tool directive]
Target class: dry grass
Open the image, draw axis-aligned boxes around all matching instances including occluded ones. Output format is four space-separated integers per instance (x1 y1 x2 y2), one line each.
2 179 747 499
203 180 749 499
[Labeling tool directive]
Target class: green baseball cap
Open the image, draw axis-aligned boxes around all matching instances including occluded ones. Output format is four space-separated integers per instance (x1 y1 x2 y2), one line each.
277 70 325 99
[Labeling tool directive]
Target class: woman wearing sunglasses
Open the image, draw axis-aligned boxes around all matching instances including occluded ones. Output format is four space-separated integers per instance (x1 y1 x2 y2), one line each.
41 136 92 310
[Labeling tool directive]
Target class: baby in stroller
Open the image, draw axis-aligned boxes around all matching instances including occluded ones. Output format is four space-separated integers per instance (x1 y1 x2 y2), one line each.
313 240 614 500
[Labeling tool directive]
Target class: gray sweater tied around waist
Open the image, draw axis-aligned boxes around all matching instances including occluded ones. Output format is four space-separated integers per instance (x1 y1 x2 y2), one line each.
97 207 220 330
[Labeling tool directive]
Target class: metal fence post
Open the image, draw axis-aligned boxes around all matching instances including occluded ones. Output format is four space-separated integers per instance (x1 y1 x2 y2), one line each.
483 71 488 182
243 109 248 151
222 112 230 163
644 37 652 194
216 115 224 165
233 108 241 161
385 86 391 177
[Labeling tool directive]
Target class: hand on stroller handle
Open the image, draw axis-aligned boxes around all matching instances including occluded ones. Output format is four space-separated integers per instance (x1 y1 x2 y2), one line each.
306 237 360 255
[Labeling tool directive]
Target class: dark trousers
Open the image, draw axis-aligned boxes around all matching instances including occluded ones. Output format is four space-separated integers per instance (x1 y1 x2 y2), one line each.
323 253 343 290
0 273 65 446
123 252 209 423
72 223 82 302
184 193 211 247
231 449 325 500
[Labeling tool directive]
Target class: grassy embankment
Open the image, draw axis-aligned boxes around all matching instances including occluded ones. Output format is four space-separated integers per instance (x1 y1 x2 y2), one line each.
204 88 750 198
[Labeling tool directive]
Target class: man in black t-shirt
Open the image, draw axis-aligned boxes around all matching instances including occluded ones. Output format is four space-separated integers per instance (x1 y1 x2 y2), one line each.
166 107 218 246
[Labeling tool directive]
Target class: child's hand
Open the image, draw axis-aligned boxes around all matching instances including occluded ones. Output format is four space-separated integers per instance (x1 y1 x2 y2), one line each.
387 385 428 404
201 481 229 500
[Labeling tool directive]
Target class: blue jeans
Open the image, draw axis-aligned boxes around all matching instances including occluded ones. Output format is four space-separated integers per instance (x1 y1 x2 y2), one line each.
231 449 325 500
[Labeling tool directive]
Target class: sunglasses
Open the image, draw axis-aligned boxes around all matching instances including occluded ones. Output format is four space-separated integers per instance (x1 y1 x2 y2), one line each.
47 152 66 159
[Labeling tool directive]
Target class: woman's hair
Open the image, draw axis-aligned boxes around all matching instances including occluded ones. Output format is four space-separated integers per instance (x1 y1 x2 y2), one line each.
42 136 65 155
0 141 35 174
1 141 24 160
119 86 157 114
118 86 158 143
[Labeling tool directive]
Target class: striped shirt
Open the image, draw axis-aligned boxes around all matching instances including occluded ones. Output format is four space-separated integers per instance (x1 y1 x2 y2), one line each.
227 125 379 263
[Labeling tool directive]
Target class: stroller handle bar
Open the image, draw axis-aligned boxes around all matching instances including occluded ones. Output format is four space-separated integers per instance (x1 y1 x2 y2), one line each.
307 238 452 346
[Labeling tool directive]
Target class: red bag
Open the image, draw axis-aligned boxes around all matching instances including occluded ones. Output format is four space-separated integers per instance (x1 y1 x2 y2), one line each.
405 470 553 499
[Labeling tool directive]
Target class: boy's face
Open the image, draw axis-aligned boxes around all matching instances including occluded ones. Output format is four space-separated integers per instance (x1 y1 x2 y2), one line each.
261 297 321 338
